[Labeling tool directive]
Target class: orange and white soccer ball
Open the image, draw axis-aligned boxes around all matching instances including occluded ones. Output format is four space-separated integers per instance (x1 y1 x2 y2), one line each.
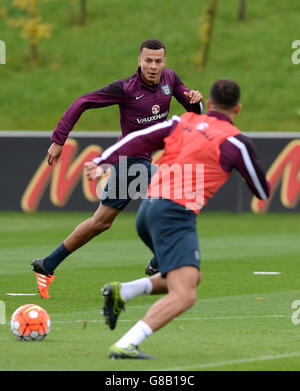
10 304 51 341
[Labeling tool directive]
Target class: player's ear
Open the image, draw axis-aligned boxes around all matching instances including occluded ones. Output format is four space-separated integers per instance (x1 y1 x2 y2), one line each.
138 56 141 66
234 103 242 115
206 100 211 111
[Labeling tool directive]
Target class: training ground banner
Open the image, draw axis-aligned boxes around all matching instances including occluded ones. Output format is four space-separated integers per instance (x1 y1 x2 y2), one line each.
0 131 299 213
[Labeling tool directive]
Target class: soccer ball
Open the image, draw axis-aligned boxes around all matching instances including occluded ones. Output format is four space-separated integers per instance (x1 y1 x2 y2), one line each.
10 304 51 341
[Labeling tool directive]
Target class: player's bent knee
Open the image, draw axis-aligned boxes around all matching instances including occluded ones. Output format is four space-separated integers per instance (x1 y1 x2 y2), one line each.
92 205 119 234
186 290 197 308
177 289 197 311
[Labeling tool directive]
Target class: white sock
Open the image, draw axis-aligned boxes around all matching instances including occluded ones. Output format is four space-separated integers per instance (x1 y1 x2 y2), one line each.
120 277 153 303
115 320 153 348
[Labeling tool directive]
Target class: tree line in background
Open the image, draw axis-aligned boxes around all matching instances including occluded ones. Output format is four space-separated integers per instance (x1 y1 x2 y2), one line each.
69 0 87 27
1 0 246 68
197 0 247 70
2 0 87 66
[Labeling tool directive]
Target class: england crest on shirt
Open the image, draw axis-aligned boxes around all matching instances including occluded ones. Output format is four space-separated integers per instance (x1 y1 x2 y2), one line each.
161 84 171 96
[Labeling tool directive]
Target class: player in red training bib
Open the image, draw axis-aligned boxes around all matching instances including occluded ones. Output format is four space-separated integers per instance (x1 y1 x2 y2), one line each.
86 78 270 359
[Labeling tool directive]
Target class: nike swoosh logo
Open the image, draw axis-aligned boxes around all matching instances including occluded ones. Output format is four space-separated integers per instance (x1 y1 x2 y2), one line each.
136 94 144 100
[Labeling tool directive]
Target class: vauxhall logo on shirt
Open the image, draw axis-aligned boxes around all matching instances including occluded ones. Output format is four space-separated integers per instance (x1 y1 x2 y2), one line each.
137 104 168 124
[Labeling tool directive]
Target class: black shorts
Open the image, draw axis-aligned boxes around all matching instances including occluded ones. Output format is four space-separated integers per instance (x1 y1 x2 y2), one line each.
101 157 154 211
136 198 200 277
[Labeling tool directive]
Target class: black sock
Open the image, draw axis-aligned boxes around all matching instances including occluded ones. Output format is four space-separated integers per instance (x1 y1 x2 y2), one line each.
43 243 71 274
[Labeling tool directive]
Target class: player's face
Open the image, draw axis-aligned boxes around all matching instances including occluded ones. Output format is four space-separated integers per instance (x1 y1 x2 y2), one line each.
138 48 166 85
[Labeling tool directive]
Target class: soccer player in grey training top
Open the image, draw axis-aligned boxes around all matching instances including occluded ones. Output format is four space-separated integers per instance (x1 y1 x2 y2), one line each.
31 38 204 299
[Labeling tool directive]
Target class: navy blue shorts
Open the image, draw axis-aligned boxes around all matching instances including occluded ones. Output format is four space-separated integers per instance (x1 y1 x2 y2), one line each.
101 157 154 211
136 198 201 277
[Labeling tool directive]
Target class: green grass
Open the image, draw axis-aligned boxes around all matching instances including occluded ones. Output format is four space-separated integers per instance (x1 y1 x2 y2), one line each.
0 211 300 371
0 0 300 131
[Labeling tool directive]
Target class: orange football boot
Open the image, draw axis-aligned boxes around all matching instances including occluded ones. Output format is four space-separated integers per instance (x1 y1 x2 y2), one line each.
31 258 56 299
35 273 56 299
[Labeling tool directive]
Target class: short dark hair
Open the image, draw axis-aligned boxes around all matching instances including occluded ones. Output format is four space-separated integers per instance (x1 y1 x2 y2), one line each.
140 39 166 55
209 79 240 108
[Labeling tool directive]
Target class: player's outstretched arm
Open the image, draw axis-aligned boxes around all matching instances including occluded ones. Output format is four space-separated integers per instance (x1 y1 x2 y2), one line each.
172 72 205 114
221 134 270 200
51 82 125 146
92 115 181 168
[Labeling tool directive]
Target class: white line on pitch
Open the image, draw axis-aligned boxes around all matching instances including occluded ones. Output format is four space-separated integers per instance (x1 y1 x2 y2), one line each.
50 314 289 324
158 351 300 371
6 293 37 296
253 272 281 275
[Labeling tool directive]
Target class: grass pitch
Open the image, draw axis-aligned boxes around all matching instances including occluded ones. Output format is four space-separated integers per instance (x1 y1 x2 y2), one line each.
0 211 300 372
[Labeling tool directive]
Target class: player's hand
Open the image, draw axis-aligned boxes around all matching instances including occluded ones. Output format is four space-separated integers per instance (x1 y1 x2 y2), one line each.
84 161 104 181
184 90 203 104
47 143 63 166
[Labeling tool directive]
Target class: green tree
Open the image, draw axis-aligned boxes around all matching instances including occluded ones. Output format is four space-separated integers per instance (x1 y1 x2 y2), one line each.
238 0 246 20
195 0 218 71
79 0 87 25
7 0 53 66
68 0 87 27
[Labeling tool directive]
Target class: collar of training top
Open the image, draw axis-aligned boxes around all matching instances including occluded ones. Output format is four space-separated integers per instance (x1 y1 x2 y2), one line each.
207 110 233 124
